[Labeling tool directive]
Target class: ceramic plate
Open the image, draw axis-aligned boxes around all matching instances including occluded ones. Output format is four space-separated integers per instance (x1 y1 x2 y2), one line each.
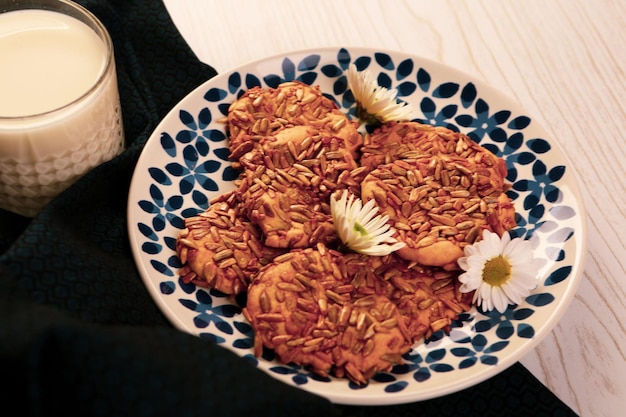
127 47 586 405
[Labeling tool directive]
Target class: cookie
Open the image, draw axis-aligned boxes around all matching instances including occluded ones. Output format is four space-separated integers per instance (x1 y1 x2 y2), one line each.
176 194 283 295
244 245 413 384
361 155 515 268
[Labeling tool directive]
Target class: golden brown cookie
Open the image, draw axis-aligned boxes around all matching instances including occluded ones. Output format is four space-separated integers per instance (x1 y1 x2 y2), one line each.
240 180 337 249
361 122 508 197
244 245 413 385
381 264 473 342
238 124 360 184
227 81 362 161
361 155 515 268
360 121 433 170
176 194 283 295
343 254 473 343
331 294 413 385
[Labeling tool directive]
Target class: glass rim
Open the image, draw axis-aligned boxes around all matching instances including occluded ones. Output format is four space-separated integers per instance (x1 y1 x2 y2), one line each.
0 0 115 122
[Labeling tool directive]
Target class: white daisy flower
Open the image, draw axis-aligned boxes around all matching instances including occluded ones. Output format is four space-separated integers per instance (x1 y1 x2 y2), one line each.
457 230 542 313
346 63 415 124
330 190 405 256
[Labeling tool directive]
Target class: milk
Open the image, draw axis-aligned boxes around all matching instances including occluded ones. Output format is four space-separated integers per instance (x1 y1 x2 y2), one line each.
0 9 105 117
0 8 124 216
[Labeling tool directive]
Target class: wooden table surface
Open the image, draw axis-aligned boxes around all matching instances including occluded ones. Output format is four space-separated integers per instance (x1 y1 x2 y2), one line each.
162 1 626 415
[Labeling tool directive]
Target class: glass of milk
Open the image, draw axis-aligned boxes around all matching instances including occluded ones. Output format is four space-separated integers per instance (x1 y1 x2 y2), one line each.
0 0 124 217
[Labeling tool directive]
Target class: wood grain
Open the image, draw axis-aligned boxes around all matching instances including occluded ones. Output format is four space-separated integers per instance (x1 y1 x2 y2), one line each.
163 1 626 415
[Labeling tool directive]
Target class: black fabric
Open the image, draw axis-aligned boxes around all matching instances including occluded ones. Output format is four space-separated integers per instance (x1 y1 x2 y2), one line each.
0 1 578 416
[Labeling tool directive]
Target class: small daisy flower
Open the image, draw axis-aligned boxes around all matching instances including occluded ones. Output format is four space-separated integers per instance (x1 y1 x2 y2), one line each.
330 190 405 256
346 63 415 124
457 230 542 313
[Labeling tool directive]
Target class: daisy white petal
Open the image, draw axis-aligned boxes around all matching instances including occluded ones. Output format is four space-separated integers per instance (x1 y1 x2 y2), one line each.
458 271 481 293
457 230 541 313
490 286 510 314
502 281 525 305
346 64 415 124
478 229 505 259
457 257 469 271
330 190 405 256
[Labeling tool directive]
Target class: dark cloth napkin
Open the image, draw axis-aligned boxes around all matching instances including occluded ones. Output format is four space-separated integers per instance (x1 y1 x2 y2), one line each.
0 1 579 416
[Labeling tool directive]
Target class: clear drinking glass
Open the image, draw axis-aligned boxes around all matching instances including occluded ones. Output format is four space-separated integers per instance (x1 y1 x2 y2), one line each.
0 0 124 217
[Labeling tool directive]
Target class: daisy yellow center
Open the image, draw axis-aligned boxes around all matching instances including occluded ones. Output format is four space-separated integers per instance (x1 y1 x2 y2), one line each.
354 222 367 236
482 255 512 286
355 104 380 125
